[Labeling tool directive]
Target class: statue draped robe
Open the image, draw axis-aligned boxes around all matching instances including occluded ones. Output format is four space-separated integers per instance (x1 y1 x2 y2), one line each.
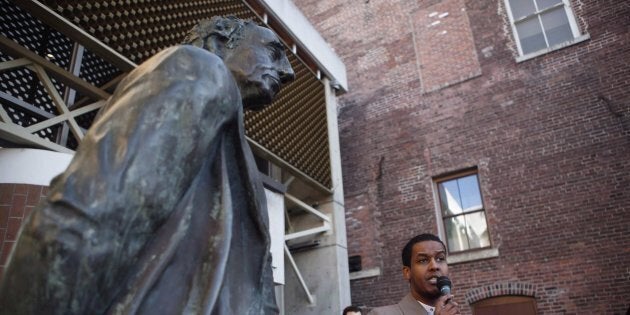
0 46 278 314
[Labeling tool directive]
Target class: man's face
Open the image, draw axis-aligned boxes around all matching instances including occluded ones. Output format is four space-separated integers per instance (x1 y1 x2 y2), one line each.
222 25 294 110
403 240 448 305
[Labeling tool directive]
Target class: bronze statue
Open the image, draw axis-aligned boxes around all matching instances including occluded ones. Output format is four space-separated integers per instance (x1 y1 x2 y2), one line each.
0 16 294 314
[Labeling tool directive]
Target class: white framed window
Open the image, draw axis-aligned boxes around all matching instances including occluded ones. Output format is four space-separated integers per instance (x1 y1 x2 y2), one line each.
434 169 491 253
504 0 584 58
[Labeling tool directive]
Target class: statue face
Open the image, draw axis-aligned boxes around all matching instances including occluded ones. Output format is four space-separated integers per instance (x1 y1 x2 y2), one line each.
222 25 295 110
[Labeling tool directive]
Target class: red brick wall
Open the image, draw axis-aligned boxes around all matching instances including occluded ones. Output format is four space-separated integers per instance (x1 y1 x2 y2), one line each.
412 0 481 92
293 0 630 314
0 184 48 282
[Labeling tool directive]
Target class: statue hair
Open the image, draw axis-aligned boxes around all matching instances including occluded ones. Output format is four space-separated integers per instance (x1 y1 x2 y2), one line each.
182 16 257 57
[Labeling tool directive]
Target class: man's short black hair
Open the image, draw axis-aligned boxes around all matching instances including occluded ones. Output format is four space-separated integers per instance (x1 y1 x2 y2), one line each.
343 305 362 315
401 234 446 267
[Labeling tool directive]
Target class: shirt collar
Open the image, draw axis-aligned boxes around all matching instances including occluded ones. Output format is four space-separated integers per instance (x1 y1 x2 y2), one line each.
416 300 435 315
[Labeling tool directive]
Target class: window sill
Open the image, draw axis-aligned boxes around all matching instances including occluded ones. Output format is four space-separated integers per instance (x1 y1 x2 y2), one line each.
349 267 381 280
448 247 499 264
516 34 590 63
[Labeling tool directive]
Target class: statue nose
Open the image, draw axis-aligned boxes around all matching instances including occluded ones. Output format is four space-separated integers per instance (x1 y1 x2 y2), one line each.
279 66 295 84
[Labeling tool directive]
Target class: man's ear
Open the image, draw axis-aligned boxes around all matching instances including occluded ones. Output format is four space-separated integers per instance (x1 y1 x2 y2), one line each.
213 17 243 49
402 266 411 280
203 36 226 59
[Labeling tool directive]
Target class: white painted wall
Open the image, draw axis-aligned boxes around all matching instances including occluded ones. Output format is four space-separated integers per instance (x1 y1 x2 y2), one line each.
0 148 73 185
266 188 286 285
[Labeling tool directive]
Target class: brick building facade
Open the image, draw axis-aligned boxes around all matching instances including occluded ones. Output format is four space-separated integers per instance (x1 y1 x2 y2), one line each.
293 0 629 314
0 183 48 280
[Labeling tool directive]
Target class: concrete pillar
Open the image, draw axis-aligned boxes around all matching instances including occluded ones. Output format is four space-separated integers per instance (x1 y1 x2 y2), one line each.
284 78 350 314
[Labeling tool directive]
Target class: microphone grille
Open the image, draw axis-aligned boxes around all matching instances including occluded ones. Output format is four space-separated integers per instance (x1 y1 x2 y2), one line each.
436 276 452 295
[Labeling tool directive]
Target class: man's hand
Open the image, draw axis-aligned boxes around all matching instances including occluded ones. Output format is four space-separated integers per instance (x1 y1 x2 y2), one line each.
435 294 461 315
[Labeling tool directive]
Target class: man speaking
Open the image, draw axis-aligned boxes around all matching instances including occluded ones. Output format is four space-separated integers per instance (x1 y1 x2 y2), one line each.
368 234 461 315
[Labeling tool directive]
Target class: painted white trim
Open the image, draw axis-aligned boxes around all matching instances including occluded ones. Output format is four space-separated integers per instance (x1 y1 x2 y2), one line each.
447 247 499 264
0 148 73 185
431 177 446 241
265 188 286 285
516 33 589 62
257 0 348 92
349 267 381 280
324 78 345 205
563 0 582 38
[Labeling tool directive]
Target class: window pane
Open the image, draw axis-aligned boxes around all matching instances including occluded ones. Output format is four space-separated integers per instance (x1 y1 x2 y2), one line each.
541 7 574 47
458 175 482 212
439 180 463 216
535 0 562 10
516 18 547 54
465 211 490 249
508 0 536 19
445 215 468 252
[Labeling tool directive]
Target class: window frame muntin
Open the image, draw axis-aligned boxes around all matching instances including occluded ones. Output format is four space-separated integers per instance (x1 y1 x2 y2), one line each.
504 0 581 56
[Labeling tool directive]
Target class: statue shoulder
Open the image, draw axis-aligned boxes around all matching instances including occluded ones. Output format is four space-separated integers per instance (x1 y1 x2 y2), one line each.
160 45 225 66
112 45 239 106
147 45 232 81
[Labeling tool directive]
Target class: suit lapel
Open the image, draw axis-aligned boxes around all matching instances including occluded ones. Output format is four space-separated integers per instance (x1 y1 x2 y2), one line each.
398 293 429 315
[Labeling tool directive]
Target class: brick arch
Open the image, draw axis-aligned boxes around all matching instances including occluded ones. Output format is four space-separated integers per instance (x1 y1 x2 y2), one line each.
465 282 537 305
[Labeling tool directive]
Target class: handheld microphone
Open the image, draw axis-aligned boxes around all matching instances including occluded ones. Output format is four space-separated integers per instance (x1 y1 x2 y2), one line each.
436 276 452 296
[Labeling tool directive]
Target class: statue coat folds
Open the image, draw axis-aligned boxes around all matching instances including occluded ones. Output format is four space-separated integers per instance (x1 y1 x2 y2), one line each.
0 46 278 314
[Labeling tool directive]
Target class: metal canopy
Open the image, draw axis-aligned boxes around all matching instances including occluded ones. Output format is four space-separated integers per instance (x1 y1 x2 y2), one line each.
1 0 333 189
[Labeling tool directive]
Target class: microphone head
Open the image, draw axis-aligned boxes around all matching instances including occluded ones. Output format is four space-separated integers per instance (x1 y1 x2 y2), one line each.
436 276 452 295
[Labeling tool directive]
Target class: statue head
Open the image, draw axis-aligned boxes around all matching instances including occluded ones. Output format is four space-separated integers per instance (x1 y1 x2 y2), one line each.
183 16 295 110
